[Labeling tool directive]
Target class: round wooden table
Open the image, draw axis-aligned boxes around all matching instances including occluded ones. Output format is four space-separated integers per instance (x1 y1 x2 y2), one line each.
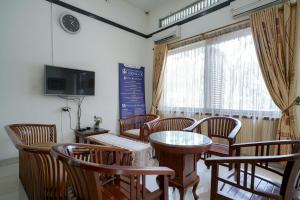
149 131 212 200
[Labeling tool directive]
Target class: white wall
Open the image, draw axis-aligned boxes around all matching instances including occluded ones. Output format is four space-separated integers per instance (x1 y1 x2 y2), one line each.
0 0 151 160
63 0 148 33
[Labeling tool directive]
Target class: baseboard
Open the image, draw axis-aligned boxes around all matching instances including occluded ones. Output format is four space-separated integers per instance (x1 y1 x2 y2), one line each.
0 157 18 166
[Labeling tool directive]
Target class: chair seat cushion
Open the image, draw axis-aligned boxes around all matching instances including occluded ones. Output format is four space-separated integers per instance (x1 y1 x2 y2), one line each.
208 143 229 156
124 129 140 136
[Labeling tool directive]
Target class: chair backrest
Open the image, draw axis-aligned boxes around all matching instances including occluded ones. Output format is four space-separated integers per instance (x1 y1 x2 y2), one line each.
197 117 241 139
51 143 173 200
120 114 159 130
51 144 132 200
147 117 197 133
7 124 57 147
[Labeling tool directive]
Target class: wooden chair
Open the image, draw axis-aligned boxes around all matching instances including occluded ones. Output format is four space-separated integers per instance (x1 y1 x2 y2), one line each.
186 117 241 168
120 114 160 141
144 117 197 136
206 140 300 200
5 124 68 199
51 143 175 200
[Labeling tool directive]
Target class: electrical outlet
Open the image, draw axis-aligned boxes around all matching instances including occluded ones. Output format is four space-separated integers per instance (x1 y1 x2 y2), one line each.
62 107 71 112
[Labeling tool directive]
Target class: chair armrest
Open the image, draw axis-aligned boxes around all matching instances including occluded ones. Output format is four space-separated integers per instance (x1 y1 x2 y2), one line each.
183 118 206 132
124 166 175 177
183 120 201 132
144 121 156 134
227 120 242 142
90 164 175 177
205 153 300 166
231 140 300 149
5 125 23 149
119 117 133 128
119 119 126 133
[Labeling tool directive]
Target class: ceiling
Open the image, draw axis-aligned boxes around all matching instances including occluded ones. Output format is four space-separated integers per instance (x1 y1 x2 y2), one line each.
124 0 170 12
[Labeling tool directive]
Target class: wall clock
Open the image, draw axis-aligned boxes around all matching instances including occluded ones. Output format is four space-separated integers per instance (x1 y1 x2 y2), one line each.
60 13 80 34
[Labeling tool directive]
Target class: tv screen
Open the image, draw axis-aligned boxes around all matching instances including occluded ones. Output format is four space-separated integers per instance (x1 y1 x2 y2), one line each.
45 65 95 96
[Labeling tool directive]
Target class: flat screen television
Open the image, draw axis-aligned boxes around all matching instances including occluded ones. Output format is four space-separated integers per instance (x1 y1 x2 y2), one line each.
45 65 95 96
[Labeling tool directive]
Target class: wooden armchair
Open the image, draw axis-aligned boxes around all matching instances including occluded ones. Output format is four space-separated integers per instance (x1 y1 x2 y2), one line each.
5 124 68 199
186 117 241 167
144 117 197 136
51 143 175 200
120 114 159 141
206 140 300 200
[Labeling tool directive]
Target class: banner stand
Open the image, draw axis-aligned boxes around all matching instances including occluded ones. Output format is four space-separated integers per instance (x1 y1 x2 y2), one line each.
119 63 146 119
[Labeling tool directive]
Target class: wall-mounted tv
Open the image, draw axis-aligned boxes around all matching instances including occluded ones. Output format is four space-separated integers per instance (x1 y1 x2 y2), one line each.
45 65 95 96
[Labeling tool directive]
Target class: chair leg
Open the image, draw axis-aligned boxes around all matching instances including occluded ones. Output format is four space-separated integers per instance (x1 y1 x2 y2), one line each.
229 163 233 171
205 153 211 169
192 179 199 199
179 188 186 200
206 162 210 169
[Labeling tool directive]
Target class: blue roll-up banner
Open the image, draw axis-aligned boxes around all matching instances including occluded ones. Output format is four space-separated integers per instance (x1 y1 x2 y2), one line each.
119 63 146 119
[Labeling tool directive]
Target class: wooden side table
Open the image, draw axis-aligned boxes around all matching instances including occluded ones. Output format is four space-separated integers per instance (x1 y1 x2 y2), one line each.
75 128 109 143
149 131 212 200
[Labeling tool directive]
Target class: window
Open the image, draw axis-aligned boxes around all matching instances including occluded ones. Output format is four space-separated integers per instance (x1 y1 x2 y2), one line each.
159 0 223 28
159 28 281 118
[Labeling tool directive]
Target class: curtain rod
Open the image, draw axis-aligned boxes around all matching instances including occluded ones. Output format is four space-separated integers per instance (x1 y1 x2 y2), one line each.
168 18 250 48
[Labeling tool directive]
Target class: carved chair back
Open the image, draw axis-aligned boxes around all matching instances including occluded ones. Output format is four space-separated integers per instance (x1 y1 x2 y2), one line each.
145 117 197 134
120 114 159 131
196 117 241 140
51 143 174 200
7 124 57 146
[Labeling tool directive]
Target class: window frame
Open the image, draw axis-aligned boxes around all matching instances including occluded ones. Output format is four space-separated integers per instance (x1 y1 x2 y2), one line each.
159 28 281 118
159 0 227 28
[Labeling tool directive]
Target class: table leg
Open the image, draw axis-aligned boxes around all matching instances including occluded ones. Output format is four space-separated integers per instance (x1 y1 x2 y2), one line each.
192 178 200 199
156 152 199 200
179 187 186 200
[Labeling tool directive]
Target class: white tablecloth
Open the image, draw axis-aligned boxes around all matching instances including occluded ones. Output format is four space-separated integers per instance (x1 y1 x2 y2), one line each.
88 133 157 167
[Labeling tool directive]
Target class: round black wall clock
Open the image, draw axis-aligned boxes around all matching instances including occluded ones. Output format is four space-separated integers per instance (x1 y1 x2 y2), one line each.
60 14 80 34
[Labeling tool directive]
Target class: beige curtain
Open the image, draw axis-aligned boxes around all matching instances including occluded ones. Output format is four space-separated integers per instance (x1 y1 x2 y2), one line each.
250 3 298 149
150 44 168 114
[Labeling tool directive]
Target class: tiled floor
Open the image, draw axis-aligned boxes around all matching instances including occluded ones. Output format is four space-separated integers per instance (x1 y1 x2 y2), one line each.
0 160 281 200
0 163 26 200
